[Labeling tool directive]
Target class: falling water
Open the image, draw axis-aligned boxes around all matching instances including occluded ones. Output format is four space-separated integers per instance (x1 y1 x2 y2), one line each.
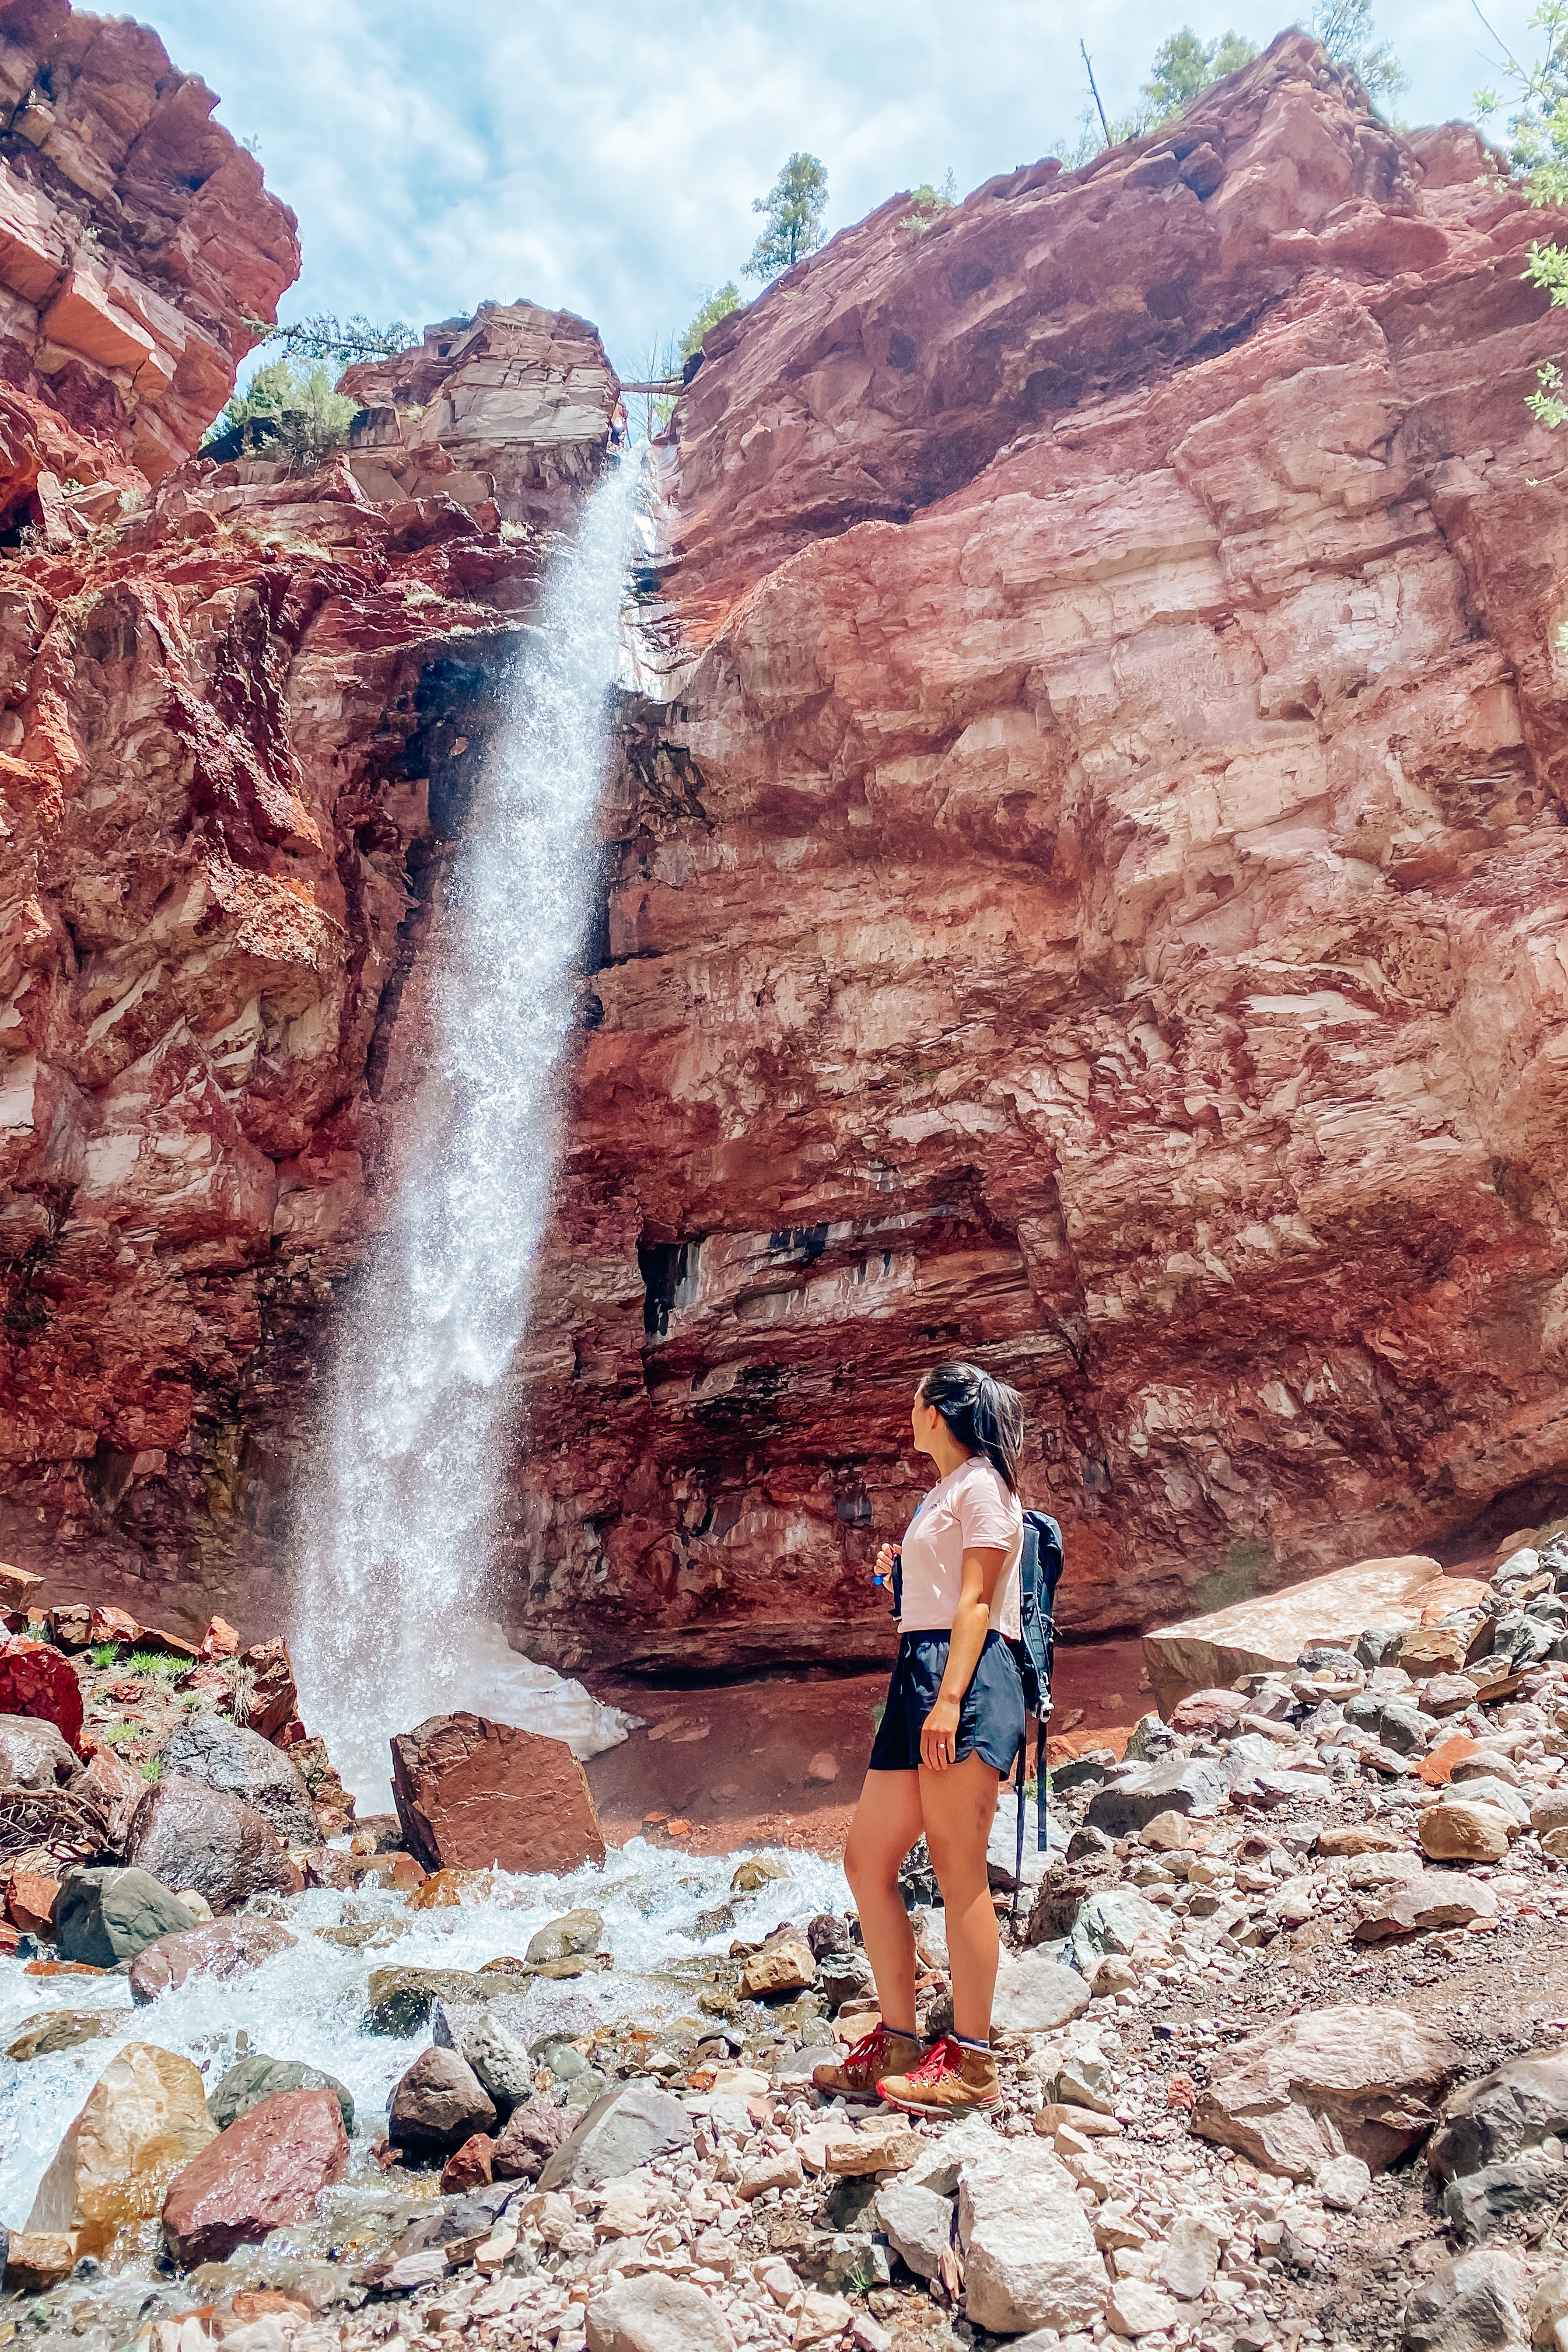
291 459 642 1807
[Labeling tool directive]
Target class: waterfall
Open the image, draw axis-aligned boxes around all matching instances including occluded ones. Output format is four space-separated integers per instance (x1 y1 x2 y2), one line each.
290 458 642 1810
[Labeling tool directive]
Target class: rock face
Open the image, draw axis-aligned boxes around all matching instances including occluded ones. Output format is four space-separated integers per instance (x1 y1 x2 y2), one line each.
26 2041 216 2255
390 1713 607 1875
1144 1556 1465 1714
161 2086 349 2266
123 1772 298 1912
4 22 1568 1661
1192 2003 1458 2177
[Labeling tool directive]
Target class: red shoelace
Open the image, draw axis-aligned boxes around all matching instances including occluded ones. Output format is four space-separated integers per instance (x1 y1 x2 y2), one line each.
900 2034 966 2086
842 2024 897 2077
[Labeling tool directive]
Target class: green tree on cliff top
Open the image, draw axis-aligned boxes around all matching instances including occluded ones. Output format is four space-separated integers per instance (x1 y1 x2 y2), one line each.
743 153 830 281
680 283 743 363
1474 1 1568 427
1310 0 1406 104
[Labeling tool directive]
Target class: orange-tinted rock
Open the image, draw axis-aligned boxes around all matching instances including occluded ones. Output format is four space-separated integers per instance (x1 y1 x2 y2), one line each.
198 1616 240 1662
0 1640 83 1753
6 1870 58 1936
27 2041 216 2255
391 1714 607 1876
240 1640 299 1741
1420 1736 1482 1787
408 1866 494 1910
440 2132 495 2192
161 2088 349 2267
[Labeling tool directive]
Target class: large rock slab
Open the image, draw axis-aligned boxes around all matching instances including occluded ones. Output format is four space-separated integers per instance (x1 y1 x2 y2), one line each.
1192 2004 1458 2179
991 1950 1093 2034
1404 2248 1528 2348
957 2144 1110 2334
0 1713 80 1790
1428 2054 1568 2183
1353 1873 1497 1943
158 1717 317 1849
585 2274 735 2352
162 2088 349 2266
54 1867 194 1968
1144 1557 1473 1717
874 2176 954 2279
27 2042 216 2256
538 2084 693 2192
391 1712 606 1875
124 1774 298 1913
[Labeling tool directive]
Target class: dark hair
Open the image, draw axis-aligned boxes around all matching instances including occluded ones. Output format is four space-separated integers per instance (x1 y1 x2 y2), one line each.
917 1360 1024 1492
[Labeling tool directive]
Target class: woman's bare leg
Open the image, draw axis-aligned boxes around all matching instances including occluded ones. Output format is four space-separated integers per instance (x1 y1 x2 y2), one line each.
919 1752 1002 2042
842 1768 926 2035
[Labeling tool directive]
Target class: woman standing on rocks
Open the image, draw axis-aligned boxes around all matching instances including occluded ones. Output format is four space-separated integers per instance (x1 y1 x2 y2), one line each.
815 1360 1027 2119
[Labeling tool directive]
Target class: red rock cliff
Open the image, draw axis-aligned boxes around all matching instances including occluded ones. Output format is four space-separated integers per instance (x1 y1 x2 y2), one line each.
510 36 1568 1672
4 26 1568 1673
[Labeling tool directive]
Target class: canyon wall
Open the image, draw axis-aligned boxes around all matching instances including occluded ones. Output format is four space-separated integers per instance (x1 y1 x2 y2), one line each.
4 18 1568 1676
510 35 1568 1673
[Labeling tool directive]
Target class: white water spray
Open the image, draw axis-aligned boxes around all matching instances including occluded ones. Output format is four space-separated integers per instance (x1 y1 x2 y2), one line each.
291 460 642 1806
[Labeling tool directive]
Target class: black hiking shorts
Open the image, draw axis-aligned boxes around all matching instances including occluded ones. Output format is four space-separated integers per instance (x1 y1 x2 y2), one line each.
868 1628 1026 1777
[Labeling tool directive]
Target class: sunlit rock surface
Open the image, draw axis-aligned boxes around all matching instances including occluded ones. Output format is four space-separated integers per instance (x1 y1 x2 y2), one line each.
515 36 1568 1664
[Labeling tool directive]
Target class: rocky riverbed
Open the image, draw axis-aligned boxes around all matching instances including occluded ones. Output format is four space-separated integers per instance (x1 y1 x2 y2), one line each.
5 1538 1568 2351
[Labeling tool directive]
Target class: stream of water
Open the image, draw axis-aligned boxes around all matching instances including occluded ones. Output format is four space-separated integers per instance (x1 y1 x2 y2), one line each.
290 459 644 1809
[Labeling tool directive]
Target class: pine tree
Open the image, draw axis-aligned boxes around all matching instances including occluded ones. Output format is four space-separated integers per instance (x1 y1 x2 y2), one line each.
743 154 830 283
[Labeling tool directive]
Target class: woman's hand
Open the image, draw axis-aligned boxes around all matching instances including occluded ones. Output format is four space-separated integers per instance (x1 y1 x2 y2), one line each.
873 1543 895 1585
921 1693 961 1772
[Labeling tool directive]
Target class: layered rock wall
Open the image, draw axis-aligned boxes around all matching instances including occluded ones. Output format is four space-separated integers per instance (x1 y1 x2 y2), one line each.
508 38 1568 1669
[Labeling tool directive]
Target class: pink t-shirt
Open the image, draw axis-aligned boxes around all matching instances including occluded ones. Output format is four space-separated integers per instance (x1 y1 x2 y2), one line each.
900 1458 1023 1639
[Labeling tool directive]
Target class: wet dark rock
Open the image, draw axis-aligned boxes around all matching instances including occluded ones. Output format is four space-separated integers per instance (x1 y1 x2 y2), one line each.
162 2088 349 2267
388 2045 498 2158
0 1714 80 1790
128 1917 297 2002
54 1867 195 1968
208 2052 355 2135
807 1913 851 1958
124 1774 298 1915
159 1716 317 1848
366 1965 513 2035
524 1906 603 1965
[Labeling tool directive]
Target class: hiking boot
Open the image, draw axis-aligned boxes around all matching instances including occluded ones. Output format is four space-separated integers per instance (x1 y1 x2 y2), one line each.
812 2024 923 2104
877 2034 1000 2118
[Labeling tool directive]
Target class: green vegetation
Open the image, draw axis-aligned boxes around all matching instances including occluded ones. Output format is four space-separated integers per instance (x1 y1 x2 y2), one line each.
744 152 830 282
1311 0 1405 103
679 283 742 365
205 358 358 469
128 1648 187 1682
102 1720 138 1745
1142 27 1259 123
1474 4 1568 426
904 170 958 238
88 1642 119 1670
140 1755 164 1783
244 312 416 366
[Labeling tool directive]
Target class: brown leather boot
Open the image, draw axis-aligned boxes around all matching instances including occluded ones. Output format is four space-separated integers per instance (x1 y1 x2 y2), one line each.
877 2033 1000 2118
811 2024 923 2104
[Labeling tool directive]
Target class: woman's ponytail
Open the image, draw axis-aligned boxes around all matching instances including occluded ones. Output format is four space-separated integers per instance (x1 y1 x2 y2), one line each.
918 1360 1024 1491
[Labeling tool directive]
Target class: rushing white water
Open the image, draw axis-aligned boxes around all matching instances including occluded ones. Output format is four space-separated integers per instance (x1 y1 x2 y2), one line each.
291 460 642 1807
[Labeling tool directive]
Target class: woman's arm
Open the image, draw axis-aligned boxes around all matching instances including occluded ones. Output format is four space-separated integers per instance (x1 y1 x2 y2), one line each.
920 1544 1009 1773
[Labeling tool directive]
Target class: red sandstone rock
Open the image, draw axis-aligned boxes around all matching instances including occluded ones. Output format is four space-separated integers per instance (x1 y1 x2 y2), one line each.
239 1641 299 1741
126 1915 296 2003
6 1869 58 1936
81 1746 142 1847
0 1641 83 1754
198 1616 240 1662
390 1713 607 1875
124 1773 298 1916
440 2132 495 2192
161 2088 349 2266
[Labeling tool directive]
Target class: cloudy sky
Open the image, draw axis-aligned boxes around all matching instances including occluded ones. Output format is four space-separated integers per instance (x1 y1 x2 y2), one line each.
150 0 1539 391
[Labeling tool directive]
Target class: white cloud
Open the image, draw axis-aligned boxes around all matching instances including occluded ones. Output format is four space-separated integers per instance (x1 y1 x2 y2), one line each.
148 0 1542 391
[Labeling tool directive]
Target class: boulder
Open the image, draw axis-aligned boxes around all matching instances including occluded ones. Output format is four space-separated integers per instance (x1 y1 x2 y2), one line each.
1354 1873 1498 1942
1451 1777 1531 1828
1168 1689 1247 1738
585 2274 736 2352
1158 2214 1223 2299
873 2176 954 2280
4 2233 74 2291
124 1774 298 1913
1319 2153 1373 2208
391 1712 606 1874
1403 2254 1527 2352
128 1917 297 2003
365 1964 513 2035
1192 2004 1458 2179
1070 1888 1172 1969
0 1638 84 1753
1531 1793 1568 1838
388 2046 498 2158
237 1637 299 1740
198 1616 241 1662
27 2042 217 2255
1143 1557 1463 1717
1420 1803 1515 1865
433 2001 536 2110
538 2084 693 2192
6 1868 58 1936
162 2088 349 2266
1428 2054 1568 2182
740 1937 816 1998
82 1746 144 1847
526 1907 604 1964
0 1713 79 1790
208 2053 355 2136
957 2145 1110 2335
1084 1759 1224 1838
158 1716 316 1848
492 2093 574 2181
441 2132 495 2192
8 2007 130 2062
54 1867 195 1967
1447 2162 1568 2246
991 1950 1092 2034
